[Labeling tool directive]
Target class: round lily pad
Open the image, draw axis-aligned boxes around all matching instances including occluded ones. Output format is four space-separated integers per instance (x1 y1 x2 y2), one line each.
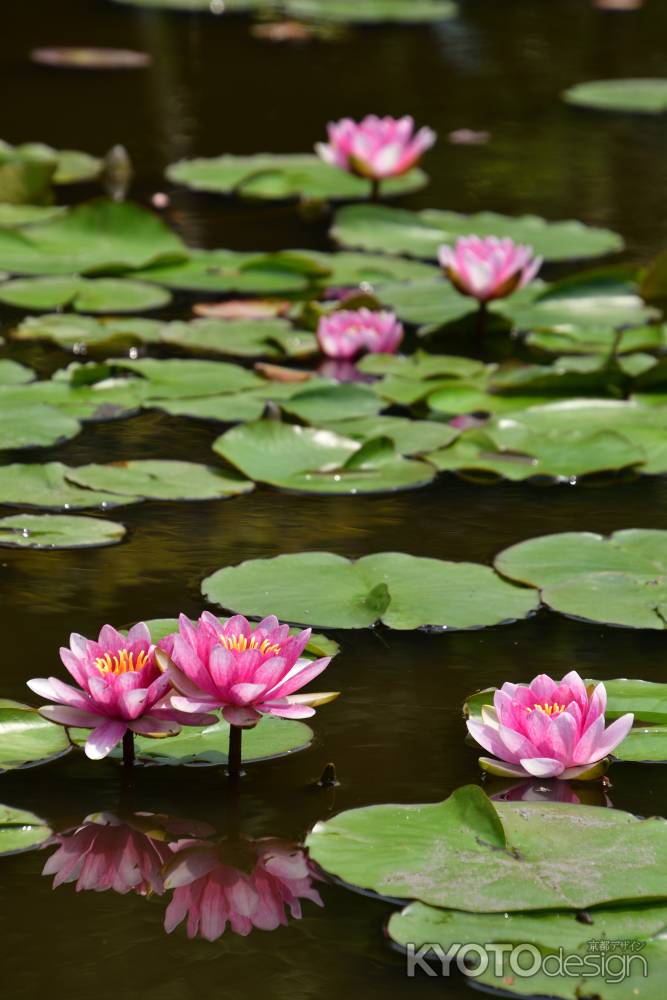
322 416 458 454
332 204 624 262
0 700 71 771
563 78 667 114
202 550 539 630
159 317 317 359
0 513 126 549
14 314 163 352
0 204 66 227
495 529 667 629
167 154 427 202
0 404 80 450
0 804 52 855
0 276 171 312
0 360 34 385
69 714 313 766
0 463 141 510
65 460 254 501
116 356 263 400
285 0 457 23
136 249 316 295
212 421 437 495
306 784 667 911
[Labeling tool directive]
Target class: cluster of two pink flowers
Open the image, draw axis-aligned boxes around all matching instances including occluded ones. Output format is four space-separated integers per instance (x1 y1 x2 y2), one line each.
28 613 333 760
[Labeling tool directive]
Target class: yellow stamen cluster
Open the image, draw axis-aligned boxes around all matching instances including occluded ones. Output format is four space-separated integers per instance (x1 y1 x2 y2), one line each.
95 649 149 676
527 702 566 717
218 633 281 656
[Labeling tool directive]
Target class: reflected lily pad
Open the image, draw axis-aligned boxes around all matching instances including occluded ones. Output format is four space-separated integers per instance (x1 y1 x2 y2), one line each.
0 463 141 510
0 513 126 549
0 804 52 855
167 154 427 201
160 317 317 358
332 204 624 261
0 404 80 450
495 529 667 629
0 700 71 771
202 550 538 630
69 714 313 766
0 199 188 276
0 276 171 312
563 78 667 114
306 784 667 910
66 460 254 501
212 420 437 494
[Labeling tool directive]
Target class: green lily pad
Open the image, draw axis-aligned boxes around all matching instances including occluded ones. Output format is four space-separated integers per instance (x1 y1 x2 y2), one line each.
495 529 667 629
159 317 317 359
0 198 188 276
110 0 265 10
389 901 667 1000
0 700 71 771
0 204 66 227
116 356 264 400
285 0 457 23
0 804 52 855
306 784 667 911
527 324 667 356
309 250 439 287
136 249 317 295
0 513 126 549
140 616 339 660
69 714 313 766
212 420 437 494
0 404 80 450
0 276 171 312
167 154 427 202
332 204 624 262
280 383 383 423
0 367 149 422
151 393 267 423
375 278 475 326
66 460 254 501
0 463 141 510
202 550 538 630
322 415 458 454
427 426 644 481
563 78 667 114
14 314 163 352
356 352 485 381
0 360 34 385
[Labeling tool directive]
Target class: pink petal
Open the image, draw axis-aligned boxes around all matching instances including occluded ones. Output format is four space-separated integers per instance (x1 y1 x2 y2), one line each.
84 720 127 760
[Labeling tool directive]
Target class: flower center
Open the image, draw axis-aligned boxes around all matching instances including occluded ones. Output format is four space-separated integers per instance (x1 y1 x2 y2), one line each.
94 649 150 676
527 702 566 718
219 633 281 656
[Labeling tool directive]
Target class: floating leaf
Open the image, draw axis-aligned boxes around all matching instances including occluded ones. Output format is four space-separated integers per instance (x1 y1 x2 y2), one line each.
116 356 263 400
495 529 667 629
66 460 254 501
136 249 315 295
14 314 163 352
0 276 170 312
167 154 427 202
212 421 437 495
322 415 458 454
0 804 52 855
0 513 126 549
0 404 80 450
202 550 538 630
332 204 624 262
0 204 66 227
159 317 317 358
563 78 667 114
69 714 313 766
280 383 383 423
306 784 667 910
0 700 71 771
285 0 457 23
0 360 34 385
0 198 188 276
375 278 475 326
527 323 667 356
0 463 141 510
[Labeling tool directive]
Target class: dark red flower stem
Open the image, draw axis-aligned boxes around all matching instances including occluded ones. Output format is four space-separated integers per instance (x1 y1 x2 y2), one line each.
122 729 135 767
370 178 381 202
227 724 243 780
476 300 488 345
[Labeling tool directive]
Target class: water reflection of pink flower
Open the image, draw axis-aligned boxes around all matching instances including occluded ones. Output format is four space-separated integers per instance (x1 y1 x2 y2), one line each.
489 779 613 808
43 812 173 895
164 839 323 941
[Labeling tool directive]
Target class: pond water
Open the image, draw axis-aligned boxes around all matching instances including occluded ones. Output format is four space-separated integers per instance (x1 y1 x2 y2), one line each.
2 1 667 997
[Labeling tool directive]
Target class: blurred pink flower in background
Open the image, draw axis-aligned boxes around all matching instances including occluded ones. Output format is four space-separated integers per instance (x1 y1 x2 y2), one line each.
317 309 403 360
467 670 633 780
439 236 542 303
316 115 436 180
27 624 212 759
164 839 323 941
158 612 333 728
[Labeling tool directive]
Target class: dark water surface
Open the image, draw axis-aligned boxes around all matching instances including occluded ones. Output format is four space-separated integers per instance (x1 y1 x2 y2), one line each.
2 1 667 997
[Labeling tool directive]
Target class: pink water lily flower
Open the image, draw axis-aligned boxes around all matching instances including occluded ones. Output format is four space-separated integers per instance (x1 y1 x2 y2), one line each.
157 612 334 728
27 623 214 760
317 309 403 360
315 115 436 180
43 812 173 896
467 671 634 780
438 236 542 303
164 839 322 941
